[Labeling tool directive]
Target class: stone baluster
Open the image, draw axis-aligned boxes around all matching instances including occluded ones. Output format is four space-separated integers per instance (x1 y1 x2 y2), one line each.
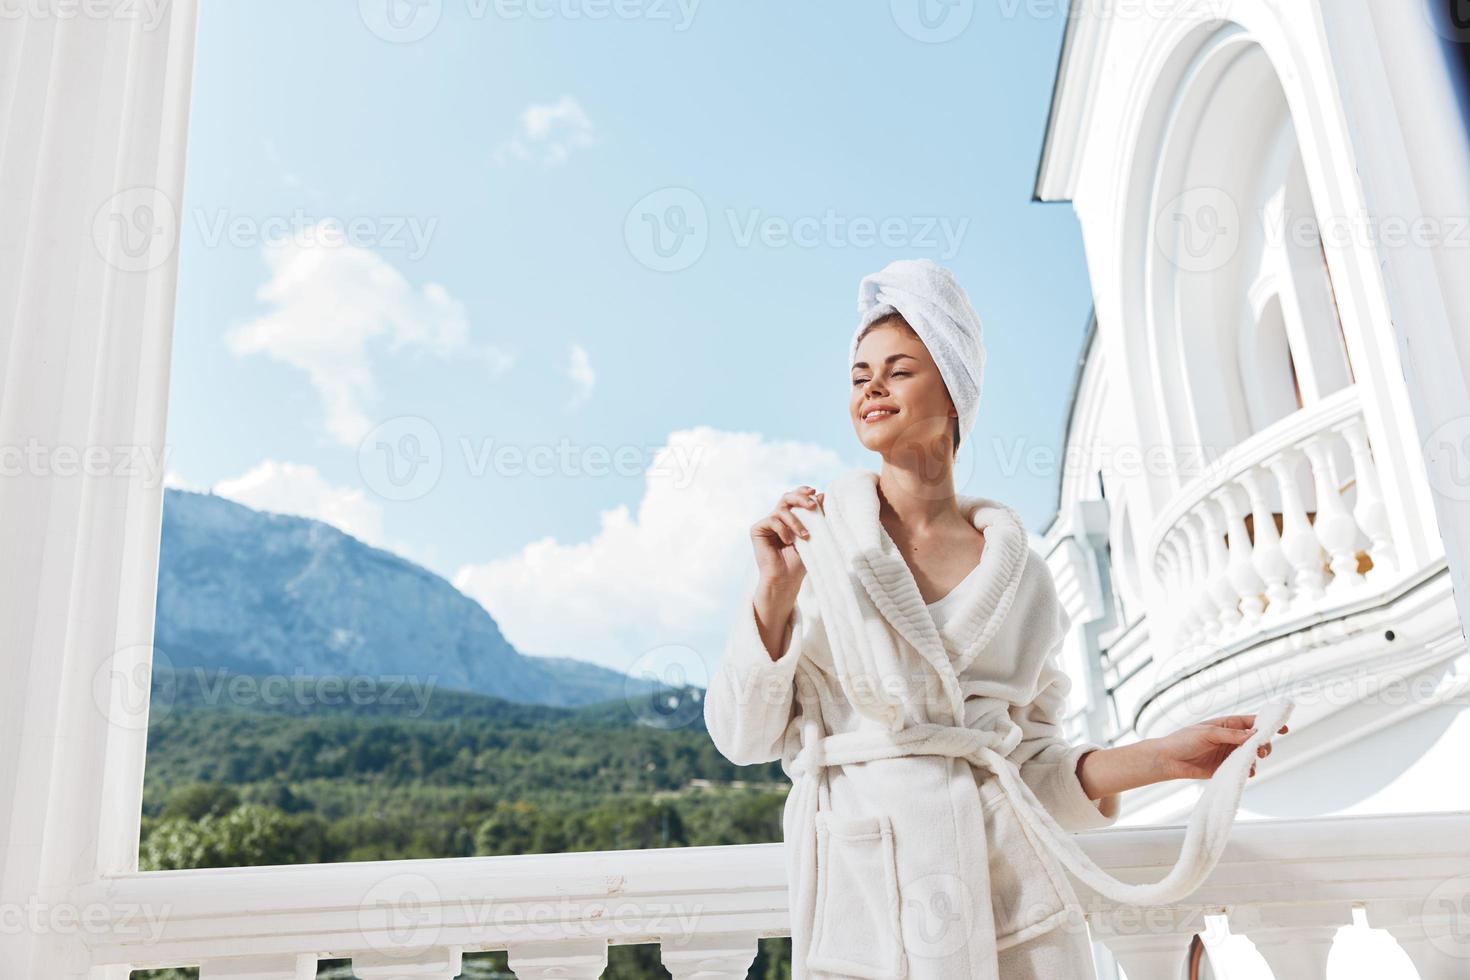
1153 536 1174 606
1368 897 1470 980
1266 448 1327 600
1159 534 1198 664
353 948 464 979
1097 935 1195 980
659 932 761 978
1213 482 1266 624
1171 536 1202 662
1197 499 1242 636
1301 431 1367 591
1181 517 1213 647
507 939 609 979
1093 909 1203 980
1337 415 1397 582
1239 465 1293 617
1380 922 1470 980
1241 905 1346 979
198 954 317 979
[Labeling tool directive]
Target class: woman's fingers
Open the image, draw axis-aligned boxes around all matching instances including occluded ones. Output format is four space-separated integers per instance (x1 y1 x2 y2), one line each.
1206 726 1255 744
776 504 810 540
766 487 822 543
1205 715 1289 735
782 487 820 509
756 514 795 546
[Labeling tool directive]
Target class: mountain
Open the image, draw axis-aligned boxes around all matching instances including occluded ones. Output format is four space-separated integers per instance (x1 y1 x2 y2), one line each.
149 661 706 729
155 489 657 708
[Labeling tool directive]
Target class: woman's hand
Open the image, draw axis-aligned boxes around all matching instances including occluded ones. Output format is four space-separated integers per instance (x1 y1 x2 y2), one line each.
750 486 824 595
1150 714 1289 781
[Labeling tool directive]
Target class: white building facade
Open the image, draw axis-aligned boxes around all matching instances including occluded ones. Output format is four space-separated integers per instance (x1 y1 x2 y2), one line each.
1036 1 1470 977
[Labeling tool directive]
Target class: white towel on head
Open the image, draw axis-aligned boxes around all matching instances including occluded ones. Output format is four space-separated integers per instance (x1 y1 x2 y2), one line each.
852 258 986 448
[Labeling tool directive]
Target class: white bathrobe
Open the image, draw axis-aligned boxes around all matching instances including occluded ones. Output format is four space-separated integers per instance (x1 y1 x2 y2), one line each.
703 468 1292 979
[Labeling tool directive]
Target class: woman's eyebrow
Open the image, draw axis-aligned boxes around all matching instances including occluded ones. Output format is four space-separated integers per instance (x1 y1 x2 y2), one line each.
852 353 919 371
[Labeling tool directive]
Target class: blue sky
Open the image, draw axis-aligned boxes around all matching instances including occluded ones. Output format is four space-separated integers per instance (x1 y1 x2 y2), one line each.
164 0 1096 676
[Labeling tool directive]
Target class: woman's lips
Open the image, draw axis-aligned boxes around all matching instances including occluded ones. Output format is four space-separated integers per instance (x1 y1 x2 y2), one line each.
863 409 899 423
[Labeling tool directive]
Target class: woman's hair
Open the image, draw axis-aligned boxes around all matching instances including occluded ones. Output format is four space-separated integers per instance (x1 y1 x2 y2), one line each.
854 312 962 458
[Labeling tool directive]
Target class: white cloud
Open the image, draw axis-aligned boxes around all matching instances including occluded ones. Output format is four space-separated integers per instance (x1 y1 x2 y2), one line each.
452 427 846 674
214 460 386 548
565 342 595 410
226 222 513 447
163 471 201 491
493 95 597 167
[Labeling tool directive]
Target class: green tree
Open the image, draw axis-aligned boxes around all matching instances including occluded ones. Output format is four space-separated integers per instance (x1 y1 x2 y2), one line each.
141 804 327 870
160 783 240 822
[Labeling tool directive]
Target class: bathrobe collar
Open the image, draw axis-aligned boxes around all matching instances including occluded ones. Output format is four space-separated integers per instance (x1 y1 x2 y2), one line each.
823 468 1030 677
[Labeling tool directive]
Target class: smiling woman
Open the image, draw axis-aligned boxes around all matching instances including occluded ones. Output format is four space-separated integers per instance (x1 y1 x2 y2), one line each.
853 317 961 457
708 258 1294 979
850 259 987 462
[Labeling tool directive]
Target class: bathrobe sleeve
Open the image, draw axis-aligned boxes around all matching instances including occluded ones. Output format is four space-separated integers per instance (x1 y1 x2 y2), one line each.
703 586 809 767
1006 590 1123 833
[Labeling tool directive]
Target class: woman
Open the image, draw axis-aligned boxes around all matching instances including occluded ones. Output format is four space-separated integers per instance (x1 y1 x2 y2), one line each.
703 259 1290 979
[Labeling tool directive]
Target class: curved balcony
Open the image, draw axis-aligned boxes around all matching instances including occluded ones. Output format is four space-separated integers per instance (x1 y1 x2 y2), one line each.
1138 385 1450 716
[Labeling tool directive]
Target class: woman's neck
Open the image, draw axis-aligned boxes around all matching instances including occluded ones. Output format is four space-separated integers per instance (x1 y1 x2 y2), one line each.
876 460 963 537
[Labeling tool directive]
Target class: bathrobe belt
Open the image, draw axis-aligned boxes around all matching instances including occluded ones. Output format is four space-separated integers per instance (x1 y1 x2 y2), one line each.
784 697 1295 908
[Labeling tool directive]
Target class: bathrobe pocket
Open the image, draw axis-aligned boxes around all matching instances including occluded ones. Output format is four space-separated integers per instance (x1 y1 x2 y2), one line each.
807 810 908 979
981 782 1074 950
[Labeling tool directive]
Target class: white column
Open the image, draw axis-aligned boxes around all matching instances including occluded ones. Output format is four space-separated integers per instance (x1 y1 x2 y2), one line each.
1316 1 1470 640
0 1 199 977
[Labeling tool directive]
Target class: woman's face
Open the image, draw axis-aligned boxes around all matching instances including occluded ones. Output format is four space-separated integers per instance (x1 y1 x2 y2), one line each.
850 321 957 460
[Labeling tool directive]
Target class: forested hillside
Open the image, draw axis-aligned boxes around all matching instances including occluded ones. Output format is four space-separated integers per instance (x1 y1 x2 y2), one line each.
133 666 793 980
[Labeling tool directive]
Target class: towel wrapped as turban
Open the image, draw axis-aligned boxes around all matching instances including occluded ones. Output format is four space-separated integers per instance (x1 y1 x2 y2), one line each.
851 258 986 449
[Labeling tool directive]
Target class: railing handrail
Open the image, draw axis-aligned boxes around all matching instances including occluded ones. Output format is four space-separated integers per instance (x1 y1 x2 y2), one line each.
76 809 1470 968
1146 383 1364 566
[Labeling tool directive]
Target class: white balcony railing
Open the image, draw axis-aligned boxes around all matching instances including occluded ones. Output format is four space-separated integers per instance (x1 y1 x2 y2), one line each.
1148 385 1403 675
73 811 1470 978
